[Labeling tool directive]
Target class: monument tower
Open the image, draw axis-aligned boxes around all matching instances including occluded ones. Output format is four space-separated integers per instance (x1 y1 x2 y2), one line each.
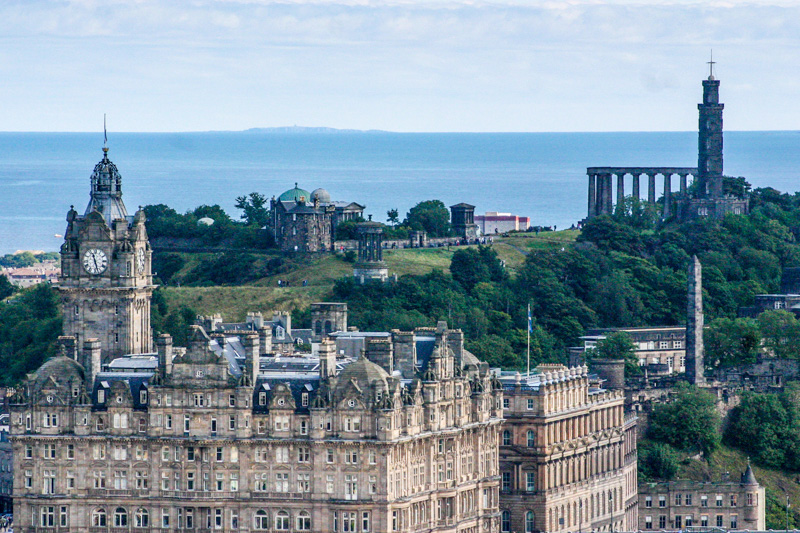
685 256 706 385
58 138 155 362
697 53 725 198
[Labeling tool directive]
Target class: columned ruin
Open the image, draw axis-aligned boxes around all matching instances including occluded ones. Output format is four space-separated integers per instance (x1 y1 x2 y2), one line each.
585 167 696 219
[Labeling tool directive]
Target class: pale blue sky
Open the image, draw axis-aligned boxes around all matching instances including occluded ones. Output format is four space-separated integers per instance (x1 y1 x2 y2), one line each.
3 0 799 132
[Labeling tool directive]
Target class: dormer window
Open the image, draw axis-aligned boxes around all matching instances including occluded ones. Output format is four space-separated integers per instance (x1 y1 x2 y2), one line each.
259 392 266 406
140 390 148 404
301 393 308 407
98 390 105 403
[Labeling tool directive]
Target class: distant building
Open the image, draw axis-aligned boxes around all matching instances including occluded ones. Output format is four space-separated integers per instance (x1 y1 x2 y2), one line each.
638 465 765 531
579 327 687 376
475 212 530 235
450 203 479 240
269 185 364 252
1 262 59 288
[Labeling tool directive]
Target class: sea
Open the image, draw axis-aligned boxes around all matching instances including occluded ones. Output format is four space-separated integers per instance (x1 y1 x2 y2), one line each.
1 130 800 255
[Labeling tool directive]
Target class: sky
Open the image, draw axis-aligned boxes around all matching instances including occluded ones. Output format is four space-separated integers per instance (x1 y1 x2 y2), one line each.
2 0 800 132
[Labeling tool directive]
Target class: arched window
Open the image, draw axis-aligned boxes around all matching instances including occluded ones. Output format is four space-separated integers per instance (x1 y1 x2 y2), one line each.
525 511 535 533
275 510 290 531
501 510 511 532
296 511 311 531
114 507 128 527
135 508 149 528
502 430 511 446
92 509 107 527
254 510 269 530
527 429 535 447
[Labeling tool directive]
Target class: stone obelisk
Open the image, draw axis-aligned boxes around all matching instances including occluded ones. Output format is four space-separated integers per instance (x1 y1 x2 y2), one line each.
685 256 706 385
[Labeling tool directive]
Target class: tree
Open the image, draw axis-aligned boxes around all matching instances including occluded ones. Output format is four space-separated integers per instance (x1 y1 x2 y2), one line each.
586 331 641 376
704 317 761 368
0 275 15 300
451 246 507 293
647 384 721 456
404 200 452 237
725 392 793 469
758 310 800 359
235 192 270 227
639 442 681 481
387 209 399 226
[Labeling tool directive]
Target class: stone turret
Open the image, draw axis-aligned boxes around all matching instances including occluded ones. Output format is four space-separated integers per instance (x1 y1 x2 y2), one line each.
81 338 102 385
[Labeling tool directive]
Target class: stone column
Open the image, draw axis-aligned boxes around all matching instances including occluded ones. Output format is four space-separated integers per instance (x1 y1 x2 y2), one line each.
632 173 640 200
616 173 625 208
588 173 597 218
603 174 613 214
680 173 688 194
648 173 656 204
663 173 672 218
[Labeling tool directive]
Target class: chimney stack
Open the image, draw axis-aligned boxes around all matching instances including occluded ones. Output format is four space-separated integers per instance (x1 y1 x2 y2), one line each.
319 338 337 381
243 333 261 380
82 339 102 383
156 334 174 377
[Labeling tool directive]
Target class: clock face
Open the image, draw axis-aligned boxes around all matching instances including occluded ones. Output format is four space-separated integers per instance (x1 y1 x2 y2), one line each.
136 249 146 275
82 248 108 275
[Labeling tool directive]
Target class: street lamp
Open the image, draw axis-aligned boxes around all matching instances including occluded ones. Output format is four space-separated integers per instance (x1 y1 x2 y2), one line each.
609 492 614 533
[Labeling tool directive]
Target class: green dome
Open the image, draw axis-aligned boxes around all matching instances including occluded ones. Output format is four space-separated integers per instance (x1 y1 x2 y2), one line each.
278 184 311 203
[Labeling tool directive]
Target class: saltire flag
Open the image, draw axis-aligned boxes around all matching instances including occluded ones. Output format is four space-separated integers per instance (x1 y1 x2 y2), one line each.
527 303 532 333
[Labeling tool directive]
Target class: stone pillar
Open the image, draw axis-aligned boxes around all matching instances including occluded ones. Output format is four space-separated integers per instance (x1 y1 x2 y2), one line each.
616 173 625 208
588 173 597 218
680 173 688 194
632 173 640 200
648 173 656 204
686 256 706 386
663 173 672 218
603 174 614 215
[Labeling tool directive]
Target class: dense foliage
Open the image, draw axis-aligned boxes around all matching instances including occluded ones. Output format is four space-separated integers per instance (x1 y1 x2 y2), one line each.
144 204 274 249
404 200 452 237
638 442 681 481
647 384 721 456
0 283 62 385
0 251 59 267
726 385 800 471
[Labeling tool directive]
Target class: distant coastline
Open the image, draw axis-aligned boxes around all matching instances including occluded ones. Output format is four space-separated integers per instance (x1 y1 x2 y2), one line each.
238 126 390 134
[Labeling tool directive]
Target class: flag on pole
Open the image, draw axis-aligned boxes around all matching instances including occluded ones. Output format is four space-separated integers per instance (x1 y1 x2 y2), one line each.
527 303 532 333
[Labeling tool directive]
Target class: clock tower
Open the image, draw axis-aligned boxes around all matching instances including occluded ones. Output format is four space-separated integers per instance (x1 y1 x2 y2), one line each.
59 144 155 362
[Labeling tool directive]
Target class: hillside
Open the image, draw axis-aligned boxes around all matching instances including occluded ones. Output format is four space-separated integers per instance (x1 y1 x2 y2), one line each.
157 231 565 321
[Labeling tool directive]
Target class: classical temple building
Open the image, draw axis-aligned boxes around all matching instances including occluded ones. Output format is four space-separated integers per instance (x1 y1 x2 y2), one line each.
585 65 748 223
497 365 638 533
269 185 364 252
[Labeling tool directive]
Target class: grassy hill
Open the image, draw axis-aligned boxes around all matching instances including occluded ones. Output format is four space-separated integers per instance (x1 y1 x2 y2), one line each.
158 230 574 321
676 445 800 529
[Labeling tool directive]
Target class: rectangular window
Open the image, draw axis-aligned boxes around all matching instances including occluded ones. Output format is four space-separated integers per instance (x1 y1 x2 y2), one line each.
701 495 708 507
502 472 511 491
645 496 652 508
345 474 358 500
165 414 172 429
229 415 236 431
645 516 652 530
298 447 310 463
187 447 195 461
25 445 33 459
369 450 377 465
701 516 709 527
275 473 289 492
297 473 310 492
526 472 535 492
162 510 170 529
362 511 371 533
184 415 191 433
527 398 534 410
60 506 68 527
327 449 335 463
731 515 738 529
276 447 289 463
716 495 723 507
675 516 682 528
731 494 738 507
686 493 693 505
503 398 509 409
327 475 334 494
675 493 682 506
685 516 693 527
658 516 666 529
216 447 223 462
658 496 666 508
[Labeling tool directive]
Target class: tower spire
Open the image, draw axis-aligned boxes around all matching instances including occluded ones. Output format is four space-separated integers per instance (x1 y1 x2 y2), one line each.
103 114 109 159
